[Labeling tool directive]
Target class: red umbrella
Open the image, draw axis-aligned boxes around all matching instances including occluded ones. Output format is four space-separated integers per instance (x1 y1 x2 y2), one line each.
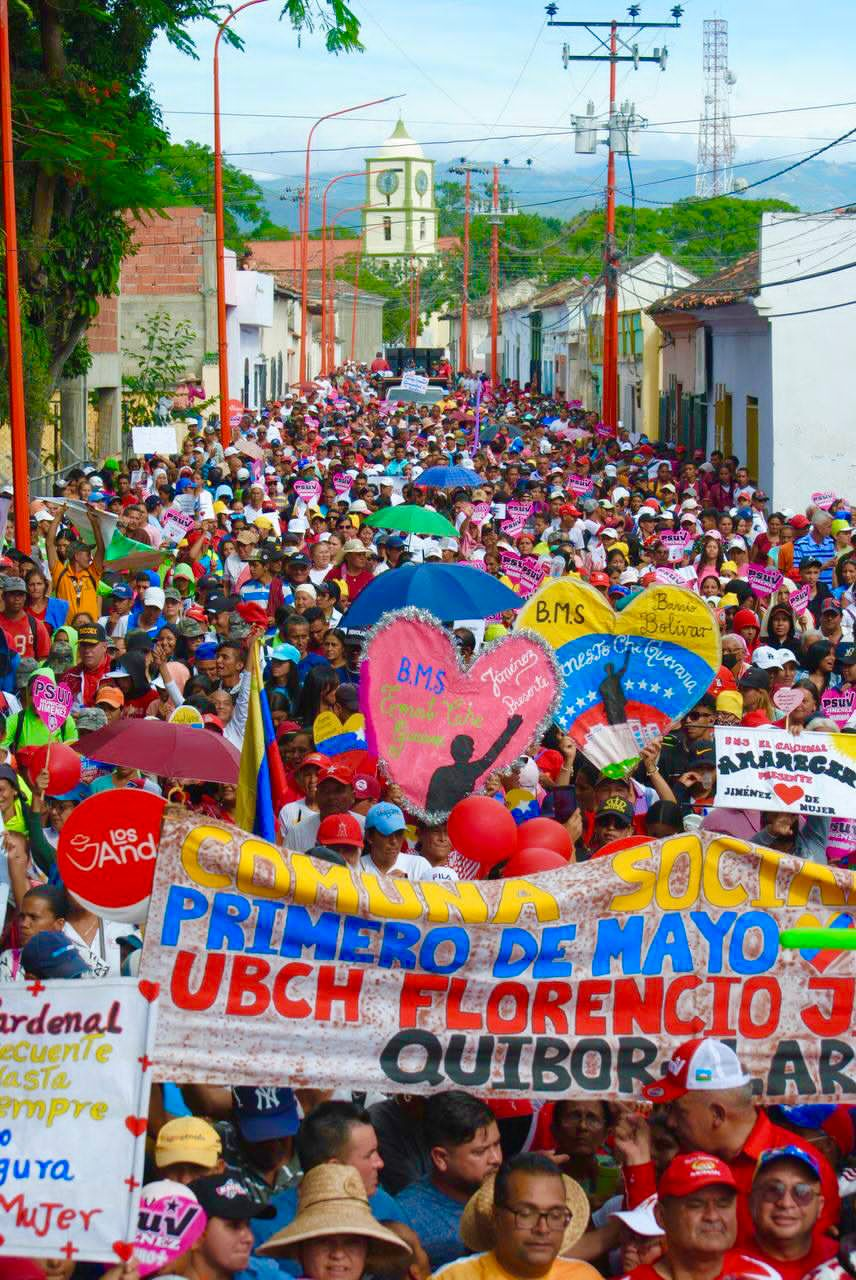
73 720 240 784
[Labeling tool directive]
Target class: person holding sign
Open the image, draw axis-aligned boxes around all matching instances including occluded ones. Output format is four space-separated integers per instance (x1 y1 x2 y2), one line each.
45 507 105 621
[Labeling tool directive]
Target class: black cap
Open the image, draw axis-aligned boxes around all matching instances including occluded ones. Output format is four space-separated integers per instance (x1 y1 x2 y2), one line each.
738 667 771 691
594 795 634 826
837 643 856 665
288 554 310 569
208 594 238 614
189 1174 275 1221
77 623 107 645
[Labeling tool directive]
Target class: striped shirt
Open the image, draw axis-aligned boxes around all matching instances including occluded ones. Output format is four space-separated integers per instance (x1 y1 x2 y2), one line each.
793 531 836 585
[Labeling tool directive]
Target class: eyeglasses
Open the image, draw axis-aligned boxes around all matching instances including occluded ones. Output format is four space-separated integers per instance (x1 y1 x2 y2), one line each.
757 1180 817 1207
498 1205 572 1231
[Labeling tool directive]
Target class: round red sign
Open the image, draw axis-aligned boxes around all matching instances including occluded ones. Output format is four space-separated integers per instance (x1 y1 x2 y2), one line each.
57 789 167 923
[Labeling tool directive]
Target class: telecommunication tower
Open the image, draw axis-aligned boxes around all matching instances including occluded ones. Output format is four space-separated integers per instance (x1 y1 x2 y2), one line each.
695 18 737 197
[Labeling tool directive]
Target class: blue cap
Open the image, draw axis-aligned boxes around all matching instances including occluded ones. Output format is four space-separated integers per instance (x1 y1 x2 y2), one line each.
232 1087 299 1140
365 802 406 836
48 783 90 804
270 642 301 664
175 478 195 494
386 535 406 549
773 1104 837 1128
195 642 219 661
109 583 134 600
736 506 753 520
21 932 90 979
755 1144 821 1180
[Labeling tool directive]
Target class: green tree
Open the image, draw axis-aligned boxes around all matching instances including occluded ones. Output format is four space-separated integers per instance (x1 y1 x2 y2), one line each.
3 0 361 463
122 309 198 426
148 140 268 249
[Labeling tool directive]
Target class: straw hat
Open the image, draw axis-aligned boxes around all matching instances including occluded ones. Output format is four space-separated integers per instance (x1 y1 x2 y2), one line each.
256 1165 411 1267
460 1170 589 1255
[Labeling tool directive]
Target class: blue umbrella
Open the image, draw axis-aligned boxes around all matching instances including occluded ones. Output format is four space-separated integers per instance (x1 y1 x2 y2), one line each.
340 563 522 626
413 466 481 489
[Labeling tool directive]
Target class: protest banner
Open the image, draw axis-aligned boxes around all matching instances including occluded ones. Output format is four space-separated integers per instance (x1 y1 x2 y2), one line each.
659 531 689 563
131 426 178 455
747 565 784 598
401 372 430 394
359 610 561 820
143 810 856 1100
517 579 721 770
31 676 73 735
714 724 856 816
653 567 687 588
0 978 157 1263
160 508 196 543
821 689 856 729
61 500 118 551
827 818 856 866
499 551 549 598
567 475 594 497
789 585 810 615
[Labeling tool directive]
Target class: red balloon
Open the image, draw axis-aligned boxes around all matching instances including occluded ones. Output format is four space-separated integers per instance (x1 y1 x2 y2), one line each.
502 846 568 877
448 796 517 869
28 743 81 796
516 817 572 861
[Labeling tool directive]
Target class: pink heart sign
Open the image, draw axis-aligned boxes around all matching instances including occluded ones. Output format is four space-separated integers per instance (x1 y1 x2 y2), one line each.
821 688 856 729
332 472 353 495
360 611 562 820
294 479 322 504
31 675 73 734
773 686 804 716
133 1183 207 1277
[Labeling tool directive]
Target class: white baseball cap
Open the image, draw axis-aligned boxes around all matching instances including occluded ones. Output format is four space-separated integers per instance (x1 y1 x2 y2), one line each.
611 1196 663 1238
642 1038 751 1102
752 645 784 670
143 587 165 609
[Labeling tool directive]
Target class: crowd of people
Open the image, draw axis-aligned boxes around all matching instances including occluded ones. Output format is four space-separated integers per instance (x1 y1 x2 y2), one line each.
0 361 853 1277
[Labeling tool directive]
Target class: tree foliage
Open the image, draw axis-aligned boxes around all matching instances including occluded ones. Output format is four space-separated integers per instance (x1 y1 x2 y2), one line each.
3 0 361 460
122 309 198 426
148 140 268 249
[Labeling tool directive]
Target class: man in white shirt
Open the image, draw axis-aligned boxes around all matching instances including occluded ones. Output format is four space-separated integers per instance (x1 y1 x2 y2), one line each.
280 761 366 853
359 802 434 881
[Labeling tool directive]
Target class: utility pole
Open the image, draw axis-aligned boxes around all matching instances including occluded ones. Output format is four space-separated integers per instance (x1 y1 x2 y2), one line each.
449 160 489 374
476 167 519 385
547 2 682 428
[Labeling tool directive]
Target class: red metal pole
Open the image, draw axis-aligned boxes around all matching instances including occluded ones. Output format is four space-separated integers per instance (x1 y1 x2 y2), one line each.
213 0 269 447
490 165 499 385
0 0 30 551
326 203 364 372
602 18 619 429
350 242 362 364
319 172 362 375
461 169 471 373
299 96 401 388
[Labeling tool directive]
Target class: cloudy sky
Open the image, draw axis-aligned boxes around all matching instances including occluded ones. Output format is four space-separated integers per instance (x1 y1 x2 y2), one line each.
147 0 856 195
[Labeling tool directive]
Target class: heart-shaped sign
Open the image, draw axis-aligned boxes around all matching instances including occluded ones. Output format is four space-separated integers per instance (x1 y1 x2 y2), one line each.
796 911 855 971
30 675 73 734
294 479 322 504
133 1183 208 1277
773 686 804 715
470 502 492 526
773 782 805 806
507 501 534 522
517 579 721 770
332 472 353 495
821 688 856 728
567 474 593 496
360 610 562 820
788 585 810 615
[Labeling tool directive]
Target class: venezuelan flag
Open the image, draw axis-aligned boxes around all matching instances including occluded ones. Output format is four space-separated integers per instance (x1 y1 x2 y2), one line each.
235 640 289 840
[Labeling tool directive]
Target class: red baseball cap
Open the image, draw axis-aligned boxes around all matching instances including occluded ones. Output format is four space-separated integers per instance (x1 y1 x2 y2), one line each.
318 761 355 786
299 752 330 771
659 1152 736 1198
789 514 810 530
590 572 610 587
317 813 363 848
353 774 382 802
642 1038 750 1103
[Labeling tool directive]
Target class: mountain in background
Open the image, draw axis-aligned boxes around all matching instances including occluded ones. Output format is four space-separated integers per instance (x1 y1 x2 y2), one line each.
256 156 856 235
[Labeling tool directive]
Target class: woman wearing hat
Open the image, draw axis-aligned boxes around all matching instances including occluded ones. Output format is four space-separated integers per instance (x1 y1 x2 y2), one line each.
258 1163 412 1280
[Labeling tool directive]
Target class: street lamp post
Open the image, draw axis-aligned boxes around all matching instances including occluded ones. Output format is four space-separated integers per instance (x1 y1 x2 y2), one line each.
324 203 365 371
213 0 269 447
0 0 30 551
319 171 363 373
449 161 488 375
298 94 404 387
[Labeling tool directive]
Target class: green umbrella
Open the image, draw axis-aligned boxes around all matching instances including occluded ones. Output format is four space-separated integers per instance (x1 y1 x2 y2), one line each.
364 505 459 538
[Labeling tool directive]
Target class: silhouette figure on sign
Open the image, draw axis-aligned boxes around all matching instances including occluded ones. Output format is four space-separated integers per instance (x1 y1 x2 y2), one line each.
598 651 631 724
425 714 523 814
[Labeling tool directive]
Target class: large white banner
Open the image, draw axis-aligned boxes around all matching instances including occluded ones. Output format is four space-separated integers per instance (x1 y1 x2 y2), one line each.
714 725 856 816
0 978 157 1263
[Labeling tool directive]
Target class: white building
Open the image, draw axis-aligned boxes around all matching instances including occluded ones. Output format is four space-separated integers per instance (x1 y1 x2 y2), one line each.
363 120 439 260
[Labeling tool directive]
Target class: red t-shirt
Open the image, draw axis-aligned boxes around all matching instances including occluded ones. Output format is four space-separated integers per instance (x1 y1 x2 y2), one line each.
743 1237 837 1280
0 612 49 660
623 1251 784 1280
623 1113 840 1248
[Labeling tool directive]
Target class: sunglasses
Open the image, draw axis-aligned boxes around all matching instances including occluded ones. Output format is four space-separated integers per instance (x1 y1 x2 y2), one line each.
685 711 713 722
756 1180 817 1207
